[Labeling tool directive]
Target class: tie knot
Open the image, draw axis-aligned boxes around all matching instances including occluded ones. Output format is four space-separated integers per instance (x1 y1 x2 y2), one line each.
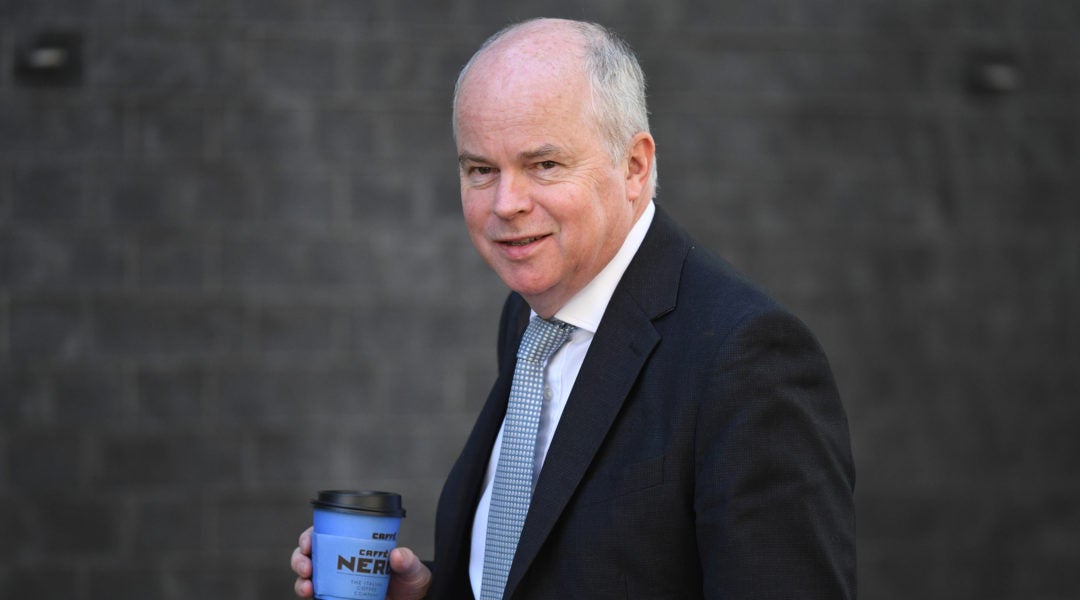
517 316 575 364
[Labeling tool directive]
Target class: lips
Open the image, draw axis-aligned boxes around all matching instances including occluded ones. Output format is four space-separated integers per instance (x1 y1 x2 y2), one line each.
503 235 546 247
493 233 550 258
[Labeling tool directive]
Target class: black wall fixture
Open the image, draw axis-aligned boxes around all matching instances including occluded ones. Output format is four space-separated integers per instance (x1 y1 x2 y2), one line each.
967 50 1021 96
15 31 84 87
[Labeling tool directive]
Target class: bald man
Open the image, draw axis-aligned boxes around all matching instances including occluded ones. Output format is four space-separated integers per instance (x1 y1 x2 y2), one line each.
292 18 856 600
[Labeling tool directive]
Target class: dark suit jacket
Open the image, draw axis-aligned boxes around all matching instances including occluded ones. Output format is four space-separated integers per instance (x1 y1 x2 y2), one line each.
430 206 856 599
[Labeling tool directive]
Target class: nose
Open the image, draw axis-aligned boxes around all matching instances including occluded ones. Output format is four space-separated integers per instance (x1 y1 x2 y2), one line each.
492 170 531 219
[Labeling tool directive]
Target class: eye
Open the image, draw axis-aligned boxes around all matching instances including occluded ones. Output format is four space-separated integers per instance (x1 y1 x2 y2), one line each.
463 164 498 187
537 160 558 170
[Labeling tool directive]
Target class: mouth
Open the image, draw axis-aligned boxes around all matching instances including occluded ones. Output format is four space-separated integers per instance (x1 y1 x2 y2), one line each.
493 233 551 258
502 235 547 247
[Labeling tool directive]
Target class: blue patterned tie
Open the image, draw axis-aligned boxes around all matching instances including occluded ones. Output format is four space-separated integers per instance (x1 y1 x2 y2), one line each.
480 316 575 600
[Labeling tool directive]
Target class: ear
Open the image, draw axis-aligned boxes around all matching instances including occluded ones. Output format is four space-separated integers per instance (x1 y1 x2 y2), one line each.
624 132 656 202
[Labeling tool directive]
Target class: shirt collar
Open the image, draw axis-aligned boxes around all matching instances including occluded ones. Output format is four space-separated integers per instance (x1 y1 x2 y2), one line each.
535 200 655 334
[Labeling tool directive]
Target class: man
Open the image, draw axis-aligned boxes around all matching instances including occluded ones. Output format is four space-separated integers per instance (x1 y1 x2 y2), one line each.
292 18 855 599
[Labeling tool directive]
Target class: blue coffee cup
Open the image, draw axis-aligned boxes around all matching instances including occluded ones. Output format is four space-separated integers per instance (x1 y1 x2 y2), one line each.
311 490 406 600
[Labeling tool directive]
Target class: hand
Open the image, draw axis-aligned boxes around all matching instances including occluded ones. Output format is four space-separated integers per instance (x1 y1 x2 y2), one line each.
290 526 432 600
290 526 315 598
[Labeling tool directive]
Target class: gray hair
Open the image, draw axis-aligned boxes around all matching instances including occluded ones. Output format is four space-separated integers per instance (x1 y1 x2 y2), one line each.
453 19 658 198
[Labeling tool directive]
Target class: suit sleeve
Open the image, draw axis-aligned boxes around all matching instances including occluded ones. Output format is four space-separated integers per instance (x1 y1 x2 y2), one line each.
694 309 857 598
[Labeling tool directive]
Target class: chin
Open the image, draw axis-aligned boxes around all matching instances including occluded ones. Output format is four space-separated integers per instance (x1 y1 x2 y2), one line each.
503 274 556 300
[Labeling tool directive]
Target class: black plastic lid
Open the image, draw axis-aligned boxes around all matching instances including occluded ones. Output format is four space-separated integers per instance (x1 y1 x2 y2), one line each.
311 490 406 517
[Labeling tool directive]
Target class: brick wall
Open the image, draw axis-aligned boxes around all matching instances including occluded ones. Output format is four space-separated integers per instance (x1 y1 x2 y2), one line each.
1 1 1077 598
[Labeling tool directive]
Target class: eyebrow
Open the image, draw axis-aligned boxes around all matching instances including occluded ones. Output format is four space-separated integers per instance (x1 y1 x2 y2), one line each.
457 144 563 167
519 144 560 161
458 151 487 166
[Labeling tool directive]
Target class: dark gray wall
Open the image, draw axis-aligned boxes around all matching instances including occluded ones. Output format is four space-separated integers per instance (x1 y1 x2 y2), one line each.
1 1 1077 598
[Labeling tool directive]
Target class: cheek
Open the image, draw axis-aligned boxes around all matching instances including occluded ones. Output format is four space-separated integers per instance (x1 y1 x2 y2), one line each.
460 195 485 228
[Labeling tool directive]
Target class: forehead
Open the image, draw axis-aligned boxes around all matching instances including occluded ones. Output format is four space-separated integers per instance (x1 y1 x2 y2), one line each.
455 56 595 156
457 26 592 120
460 46 584 108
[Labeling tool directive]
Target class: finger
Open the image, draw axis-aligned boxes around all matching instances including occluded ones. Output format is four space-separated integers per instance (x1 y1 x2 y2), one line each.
298 526 313 553
390 547 420 577
389 546 432 593
290 546 312 577
294 576 314 598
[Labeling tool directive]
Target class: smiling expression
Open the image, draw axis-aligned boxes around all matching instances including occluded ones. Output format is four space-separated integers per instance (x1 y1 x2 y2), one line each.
454 23 652 317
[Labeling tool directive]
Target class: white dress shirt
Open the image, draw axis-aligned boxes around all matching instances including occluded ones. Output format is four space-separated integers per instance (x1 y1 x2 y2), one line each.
468 201 656 598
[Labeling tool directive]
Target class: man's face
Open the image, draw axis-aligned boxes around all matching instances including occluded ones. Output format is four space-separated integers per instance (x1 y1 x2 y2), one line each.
455 55 639 317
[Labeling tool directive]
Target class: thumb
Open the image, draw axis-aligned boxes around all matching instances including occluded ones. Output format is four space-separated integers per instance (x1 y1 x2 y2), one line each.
387 547 432 600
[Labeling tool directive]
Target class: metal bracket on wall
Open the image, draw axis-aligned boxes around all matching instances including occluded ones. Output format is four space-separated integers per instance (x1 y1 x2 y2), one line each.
967 50 1021 96
15 31 84 87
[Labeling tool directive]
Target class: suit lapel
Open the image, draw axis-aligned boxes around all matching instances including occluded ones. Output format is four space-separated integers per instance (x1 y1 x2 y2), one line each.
503 206 689 598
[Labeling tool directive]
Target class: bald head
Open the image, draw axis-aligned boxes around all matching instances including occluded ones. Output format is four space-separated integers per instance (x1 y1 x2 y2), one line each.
462 18 587 79
453 18 657 199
